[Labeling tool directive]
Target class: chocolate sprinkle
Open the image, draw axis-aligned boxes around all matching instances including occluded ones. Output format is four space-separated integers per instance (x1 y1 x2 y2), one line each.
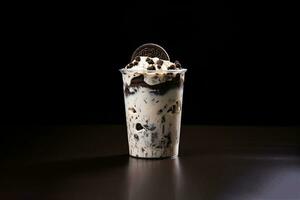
129 107 136 113
167 105 176 113
135 56 141 61
172 105 176 113
157 59 164 66
165 134 172 147
134 134 139 141
168 65 176 70
127 63 134 69
161 115 166 123
147 65 155 70
146 57 154 64
175 60 182 68
136 123 143 131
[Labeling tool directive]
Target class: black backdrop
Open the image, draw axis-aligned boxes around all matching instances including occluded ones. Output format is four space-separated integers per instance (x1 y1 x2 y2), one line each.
4 1 299 126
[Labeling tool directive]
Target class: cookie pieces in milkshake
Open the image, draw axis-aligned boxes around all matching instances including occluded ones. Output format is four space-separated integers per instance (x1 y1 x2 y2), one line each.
126 56 182 71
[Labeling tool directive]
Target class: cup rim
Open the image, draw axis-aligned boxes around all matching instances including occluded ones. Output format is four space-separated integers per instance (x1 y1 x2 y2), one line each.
119 68 187 73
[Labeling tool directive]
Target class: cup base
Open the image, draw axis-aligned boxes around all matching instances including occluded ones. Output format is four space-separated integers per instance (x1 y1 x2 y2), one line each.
129 154 178 160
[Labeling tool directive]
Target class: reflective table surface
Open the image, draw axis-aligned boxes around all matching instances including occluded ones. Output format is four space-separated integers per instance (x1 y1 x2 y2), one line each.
1 125 299 200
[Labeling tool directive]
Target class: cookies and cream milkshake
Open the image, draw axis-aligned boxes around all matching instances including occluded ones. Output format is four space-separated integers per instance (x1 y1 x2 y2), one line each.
120 44 187 158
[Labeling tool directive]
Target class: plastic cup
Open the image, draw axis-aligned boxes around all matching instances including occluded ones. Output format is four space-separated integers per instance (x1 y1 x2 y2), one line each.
120 69 187 158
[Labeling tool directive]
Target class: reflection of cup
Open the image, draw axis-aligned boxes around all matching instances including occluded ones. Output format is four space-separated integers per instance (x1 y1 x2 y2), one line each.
120 69 187 158
127 157 181 200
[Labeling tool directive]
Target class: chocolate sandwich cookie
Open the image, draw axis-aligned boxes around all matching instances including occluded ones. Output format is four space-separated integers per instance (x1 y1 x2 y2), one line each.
131 43 170 61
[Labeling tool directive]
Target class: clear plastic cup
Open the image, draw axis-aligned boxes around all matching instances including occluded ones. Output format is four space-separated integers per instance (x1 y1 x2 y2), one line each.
120 69 187 158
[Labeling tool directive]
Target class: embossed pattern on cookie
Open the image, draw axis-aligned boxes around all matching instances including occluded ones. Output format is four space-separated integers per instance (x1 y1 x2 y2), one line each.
131 43 170 61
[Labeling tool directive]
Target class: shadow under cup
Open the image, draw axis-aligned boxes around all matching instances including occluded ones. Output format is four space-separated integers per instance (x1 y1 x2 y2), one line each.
120 69 187 158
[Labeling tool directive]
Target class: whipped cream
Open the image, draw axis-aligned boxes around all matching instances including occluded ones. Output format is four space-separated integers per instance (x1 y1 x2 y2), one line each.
125 56 182 71
122 56 184 86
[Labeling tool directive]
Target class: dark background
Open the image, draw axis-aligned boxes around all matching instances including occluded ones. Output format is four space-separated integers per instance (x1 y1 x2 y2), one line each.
1 3 299 198
4 1 299 127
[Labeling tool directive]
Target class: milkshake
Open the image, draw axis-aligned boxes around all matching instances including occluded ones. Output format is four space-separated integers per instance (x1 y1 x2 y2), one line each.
120 44 187 158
